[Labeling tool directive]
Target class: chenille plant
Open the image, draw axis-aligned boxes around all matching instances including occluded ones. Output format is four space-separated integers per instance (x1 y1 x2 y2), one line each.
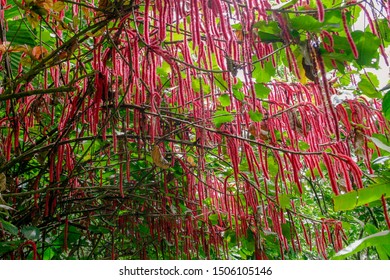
0 0 389 260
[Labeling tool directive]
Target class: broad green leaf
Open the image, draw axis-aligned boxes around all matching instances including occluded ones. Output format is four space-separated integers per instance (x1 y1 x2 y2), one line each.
278 194 291 210
382 91 390 120
21 226 40 241
213 110 234 128
353 31 381 68
365 223 379 235
43 247 56 260
203 197 212 207
233 87 245 101
253 21 283 43
224 229 237 246
0 219 18 236
364 72 379 87
249 110 263 122
257 32 283 43
321 10 343 32
290 16 323 32
231 23 242 30
377 19 390 47
209 214 219 225
370 136 390 153
156 61 171 77
298 141 310 151
5 1 22 19
40 29 56 46
332 231 390 260
333 184 390 211
191 77 201 92
6 19 36 46
282 223 291 239
358 74 381 98
219 94 231 107
377 245 390 260
253 20 281 34
254 83 271 99
214 74 228 90
252 59 275 83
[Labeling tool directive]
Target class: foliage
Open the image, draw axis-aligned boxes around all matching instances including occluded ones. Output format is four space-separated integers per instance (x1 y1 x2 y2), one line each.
0 0 389 260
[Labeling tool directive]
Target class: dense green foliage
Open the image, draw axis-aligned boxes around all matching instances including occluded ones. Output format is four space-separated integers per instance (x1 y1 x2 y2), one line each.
0 0 390 260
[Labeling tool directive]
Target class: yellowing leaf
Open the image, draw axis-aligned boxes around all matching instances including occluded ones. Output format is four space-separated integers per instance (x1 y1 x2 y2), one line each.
151 145 170 169
27 13 40 29
52 1 66 12
187 156 196 167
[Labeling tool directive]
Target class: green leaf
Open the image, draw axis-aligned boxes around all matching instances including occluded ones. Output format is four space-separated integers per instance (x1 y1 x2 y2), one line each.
213 110 234 128
321 10 343 31
156 61 171 77
248 110 263 122
219 94 231 107
233 88 245 101
257 32 283 43
21 226 40 241
333 184 390 211
214 74 228 90
253 20 283 43
353 31 381 68
253 20 281 34
252 60 275 83
290 16 323 32
43 247 56 260
278 194 291 210
281 223 291 239
232 79 245 101
370 136 390 153
377 19 390 47
358 74 381 98
382 91 390 121
6 19 36 46
254 83 271 99
191 77 201 92
231 23 242 30
0 219 18 236
209 214 219 225
298 141 310 151
332 231 390 260
365 223 380 235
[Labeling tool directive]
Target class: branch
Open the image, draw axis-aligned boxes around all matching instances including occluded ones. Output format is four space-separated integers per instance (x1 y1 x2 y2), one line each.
266 0 364 14
0 86 76 101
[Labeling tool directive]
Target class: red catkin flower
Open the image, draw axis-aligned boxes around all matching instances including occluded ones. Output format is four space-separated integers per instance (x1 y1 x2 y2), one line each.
21 240 38 260
342 9 359 59
381 195 390 230
322 152 340 195
316 0 325 22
